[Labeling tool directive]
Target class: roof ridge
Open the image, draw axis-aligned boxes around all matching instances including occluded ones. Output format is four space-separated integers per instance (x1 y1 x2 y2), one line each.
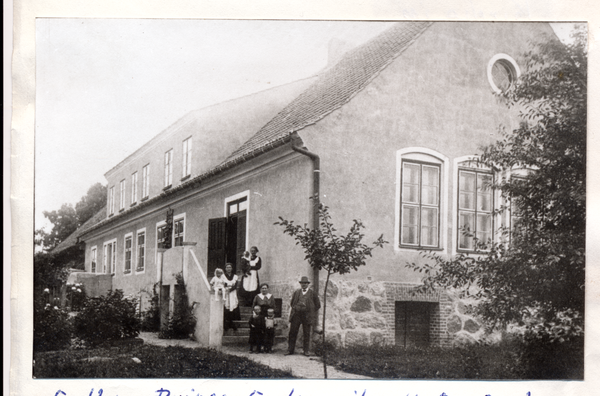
104 76 318 177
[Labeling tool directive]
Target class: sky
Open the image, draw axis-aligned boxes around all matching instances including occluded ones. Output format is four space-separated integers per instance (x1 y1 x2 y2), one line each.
34 20 577 231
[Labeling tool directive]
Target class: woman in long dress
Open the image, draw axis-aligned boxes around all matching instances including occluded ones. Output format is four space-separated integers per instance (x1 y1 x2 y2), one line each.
223 263 240 331
242 246 262 305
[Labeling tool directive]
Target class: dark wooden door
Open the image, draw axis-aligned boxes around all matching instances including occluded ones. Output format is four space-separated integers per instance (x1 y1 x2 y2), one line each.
395 301 431 348
207 217 227 277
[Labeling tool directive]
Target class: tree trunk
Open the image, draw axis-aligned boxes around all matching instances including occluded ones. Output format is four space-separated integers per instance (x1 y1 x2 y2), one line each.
321 269 331 379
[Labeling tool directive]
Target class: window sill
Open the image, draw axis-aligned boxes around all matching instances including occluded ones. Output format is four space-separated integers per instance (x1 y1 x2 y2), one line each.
163 185 172 191
124 270 131 275
398 245 444 252
141 196 149 202
135 268 145 273
108 213 114 218
181 175 191 182
131 202 137 207
119 208 125 213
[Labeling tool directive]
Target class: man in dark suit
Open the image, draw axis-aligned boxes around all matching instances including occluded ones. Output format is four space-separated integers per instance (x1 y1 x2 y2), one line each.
285 276 321 356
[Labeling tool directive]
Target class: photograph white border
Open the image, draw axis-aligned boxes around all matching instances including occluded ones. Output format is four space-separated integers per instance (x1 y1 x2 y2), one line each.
8 1 600 396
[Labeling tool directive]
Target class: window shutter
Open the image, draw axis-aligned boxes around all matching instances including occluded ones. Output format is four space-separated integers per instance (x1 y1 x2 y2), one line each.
207 217 227 277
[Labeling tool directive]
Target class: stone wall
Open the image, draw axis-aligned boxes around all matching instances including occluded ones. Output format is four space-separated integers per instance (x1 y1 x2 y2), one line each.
270 279 488 348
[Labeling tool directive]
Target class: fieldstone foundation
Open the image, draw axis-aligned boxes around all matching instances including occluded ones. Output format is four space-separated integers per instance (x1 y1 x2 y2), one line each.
269 279 486 348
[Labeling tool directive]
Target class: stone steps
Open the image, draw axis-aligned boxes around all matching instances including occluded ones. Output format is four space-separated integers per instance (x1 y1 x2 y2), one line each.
222 306 286 346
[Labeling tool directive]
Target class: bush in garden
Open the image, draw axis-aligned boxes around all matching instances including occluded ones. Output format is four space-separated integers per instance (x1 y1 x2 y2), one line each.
33 294 73 352
65 283 86 311
74 289 141 346
159 273 196 339
140 283 161 332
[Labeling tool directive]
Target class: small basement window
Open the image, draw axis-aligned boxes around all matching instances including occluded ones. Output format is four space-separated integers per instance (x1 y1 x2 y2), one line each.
487 54 520 93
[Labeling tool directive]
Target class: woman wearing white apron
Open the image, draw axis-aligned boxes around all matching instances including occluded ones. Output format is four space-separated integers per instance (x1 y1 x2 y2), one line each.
242 246 262 305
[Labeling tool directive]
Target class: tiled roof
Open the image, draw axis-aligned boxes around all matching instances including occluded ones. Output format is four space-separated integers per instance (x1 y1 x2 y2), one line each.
52 206 107 253
223 22 432 163
79 22 432 238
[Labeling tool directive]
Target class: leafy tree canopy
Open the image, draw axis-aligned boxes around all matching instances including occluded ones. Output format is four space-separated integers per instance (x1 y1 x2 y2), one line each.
409 27 586 342
36 183 107 251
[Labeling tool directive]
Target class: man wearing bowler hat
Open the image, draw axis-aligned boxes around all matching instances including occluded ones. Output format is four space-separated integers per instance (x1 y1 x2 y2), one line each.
285 276 321 356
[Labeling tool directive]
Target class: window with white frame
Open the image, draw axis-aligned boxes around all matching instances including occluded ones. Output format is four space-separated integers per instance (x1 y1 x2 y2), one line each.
142 164 150 199
182 137 192 178
174 216 184 247
131 171 138 204
119 179 126 210
91 246 97 273
400 161 441 248
164 149 173 187
108 186 115 215
136 229 146 272
457 163 494 251
396 149 448 252
103 240 117 274
124 234 132 274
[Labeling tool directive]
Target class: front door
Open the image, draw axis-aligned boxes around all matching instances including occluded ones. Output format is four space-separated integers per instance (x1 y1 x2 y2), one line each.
207 197 247 276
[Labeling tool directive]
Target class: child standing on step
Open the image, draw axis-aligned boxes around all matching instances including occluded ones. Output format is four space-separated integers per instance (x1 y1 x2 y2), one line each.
248 305 265 353
263 308 276 353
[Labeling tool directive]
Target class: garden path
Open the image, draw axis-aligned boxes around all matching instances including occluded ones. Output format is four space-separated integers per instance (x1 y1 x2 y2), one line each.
139 332 371 379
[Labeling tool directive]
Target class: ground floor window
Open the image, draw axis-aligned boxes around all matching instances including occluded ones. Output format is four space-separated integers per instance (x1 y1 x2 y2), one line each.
174 217 184 247
136 230 146 272
394 301 435 348
124 235 132 274
103 240 116 274
91 246 97 273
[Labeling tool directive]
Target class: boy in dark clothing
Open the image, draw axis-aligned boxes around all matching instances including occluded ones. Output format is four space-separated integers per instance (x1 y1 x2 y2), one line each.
248 305 265 353
263 308 276 353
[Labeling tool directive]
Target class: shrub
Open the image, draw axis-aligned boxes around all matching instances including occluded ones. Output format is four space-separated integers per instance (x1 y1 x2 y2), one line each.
74 289 141 346
516 331 584 379
140 284 160 332
159 274 196 339
33 297 72 352
65 283 86 311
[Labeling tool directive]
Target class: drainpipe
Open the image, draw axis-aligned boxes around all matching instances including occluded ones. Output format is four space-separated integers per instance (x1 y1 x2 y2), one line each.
291 136 320 295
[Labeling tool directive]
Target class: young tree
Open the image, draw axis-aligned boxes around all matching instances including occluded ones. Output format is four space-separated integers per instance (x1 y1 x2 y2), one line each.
409 28 586 342
276 203 387 378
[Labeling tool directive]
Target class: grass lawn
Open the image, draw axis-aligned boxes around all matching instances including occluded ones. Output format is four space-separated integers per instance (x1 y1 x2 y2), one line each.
319 342 583 380
33 344 296 378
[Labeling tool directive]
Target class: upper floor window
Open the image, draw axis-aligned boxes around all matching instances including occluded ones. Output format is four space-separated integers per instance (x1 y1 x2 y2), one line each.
487 54 521 94
400 161 440 248
131 172 138 204
91 246 97 273
457 165 494 251
124 234 132 274
142 164 150 199
119 179 126 211
182 137 192 179
108 186 115 216
136 230 146 272
164 149 173 188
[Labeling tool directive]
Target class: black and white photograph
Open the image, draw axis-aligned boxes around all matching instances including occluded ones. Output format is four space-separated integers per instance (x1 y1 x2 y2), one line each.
29 18 587 381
